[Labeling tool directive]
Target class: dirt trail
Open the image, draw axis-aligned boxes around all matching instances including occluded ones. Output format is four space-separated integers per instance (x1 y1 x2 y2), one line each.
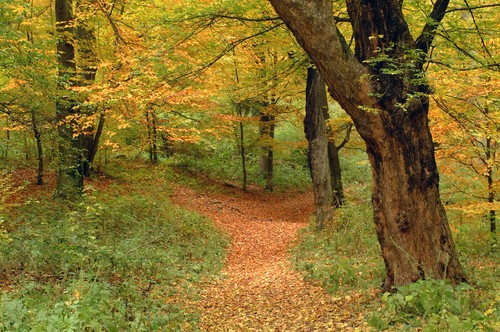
173 185 367 331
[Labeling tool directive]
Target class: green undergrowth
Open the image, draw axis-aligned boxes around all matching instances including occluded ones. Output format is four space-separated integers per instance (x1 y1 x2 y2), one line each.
369 279 499 331
169 131 312 193
293 201 384 293
293 192 499 331
0 163 228 331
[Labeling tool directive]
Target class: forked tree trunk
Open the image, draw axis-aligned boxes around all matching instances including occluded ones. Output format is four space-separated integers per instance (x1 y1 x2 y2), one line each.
76 14 101 177
323 108 349 208
305 67 333 229
270 0 466 290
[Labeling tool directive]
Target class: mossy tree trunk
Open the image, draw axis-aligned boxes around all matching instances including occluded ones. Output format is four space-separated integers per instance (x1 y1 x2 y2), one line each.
54 0 84 199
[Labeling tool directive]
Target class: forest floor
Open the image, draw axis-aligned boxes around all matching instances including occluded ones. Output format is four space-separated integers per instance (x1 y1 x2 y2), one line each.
173 182 370 331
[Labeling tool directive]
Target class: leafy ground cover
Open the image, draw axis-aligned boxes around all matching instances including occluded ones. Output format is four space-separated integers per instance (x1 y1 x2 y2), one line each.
0 164 228 331
172 182 371 331
293 156 500 331
1 153 498 331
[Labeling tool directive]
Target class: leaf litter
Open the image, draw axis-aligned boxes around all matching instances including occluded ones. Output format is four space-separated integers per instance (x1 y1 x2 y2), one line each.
173 184 369 331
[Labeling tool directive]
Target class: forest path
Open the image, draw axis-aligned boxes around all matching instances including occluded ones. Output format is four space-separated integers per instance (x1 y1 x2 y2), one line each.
173 184 367 331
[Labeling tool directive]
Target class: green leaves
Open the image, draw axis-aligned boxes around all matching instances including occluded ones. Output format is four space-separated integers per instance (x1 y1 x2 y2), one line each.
369 279 497 331
0 165 228 330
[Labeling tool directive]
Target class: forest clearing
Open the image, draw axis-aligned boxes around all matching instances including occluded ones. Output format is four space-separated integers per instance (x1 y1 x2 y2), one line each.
1 0 499 331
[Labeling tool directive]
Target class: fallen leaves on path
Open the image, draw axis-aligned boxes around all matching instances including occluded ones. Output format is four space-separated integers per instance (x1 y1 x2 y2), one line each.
173 185 369 331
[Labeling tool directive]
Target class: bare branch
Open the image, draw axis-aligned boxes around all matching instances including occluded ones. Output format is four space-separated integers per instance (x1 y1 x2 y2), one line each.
336 123 353 151
445 3 500 14
416 0 450 54
463 0 500 71
94 0 127 44
169 23 284 82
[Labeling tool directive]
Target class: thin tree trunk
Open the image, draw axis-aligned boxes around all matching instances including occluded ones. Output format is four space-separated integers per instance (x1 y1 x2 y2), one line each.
77 12 100 177
151 112 158 164
322 107 349 207
26 4 44 185
83 113 105 177
486 136 496 246
239 121 247 192
31 111 44 185
232 52 248 192
23 131 29 161
259 112 275 191
145 110 154 163
3 126 9 159
160 132 174 157
327 141 343 207
304 67 333 229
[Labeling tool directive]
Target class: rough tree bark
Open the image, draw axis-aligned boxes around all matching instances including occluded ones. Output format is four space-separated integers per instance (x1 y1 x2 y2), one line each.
305 66 334 229
269 0 466 290
76 8 101 177
323 105 351 208
54 0 84 199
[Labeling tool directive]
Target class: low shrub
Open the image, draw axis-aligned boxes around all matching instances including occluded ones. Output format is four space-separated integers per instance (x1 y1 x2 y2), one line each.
0 168 228 331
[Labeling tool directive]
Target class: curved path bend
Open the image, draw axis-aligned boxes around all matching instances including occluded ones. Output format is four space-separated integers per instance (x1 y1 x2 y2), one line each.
173 185 368 331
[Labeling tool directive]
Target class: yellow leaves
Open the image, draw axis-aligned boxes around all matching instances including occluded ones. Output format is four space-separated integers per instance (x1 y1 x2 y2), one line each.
117 122 131 130
5 3 26 15
448 201 500 217
172 186 370 331
0 78 27 92
103 139 120 152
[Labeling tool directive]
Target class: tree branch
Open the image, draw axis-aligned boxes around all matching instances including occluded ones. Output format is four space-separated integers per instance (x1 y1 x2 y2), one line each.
169 23 284 82
445 3 500 14
416 0 450 54
463 0 500 71
94 0 127 44
336 123 353 151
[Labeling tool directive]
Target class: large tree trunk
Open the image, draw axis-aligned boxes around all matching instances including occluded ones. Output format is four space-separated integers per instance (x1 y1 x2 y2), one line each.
305 67 333 229
76 10 101 178
270 0 466 290
54 0 84 199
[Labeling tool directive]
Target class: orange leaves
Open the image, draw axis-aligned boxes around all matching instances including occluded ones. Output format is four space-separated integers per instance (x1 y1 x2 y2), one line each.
172 185 369 330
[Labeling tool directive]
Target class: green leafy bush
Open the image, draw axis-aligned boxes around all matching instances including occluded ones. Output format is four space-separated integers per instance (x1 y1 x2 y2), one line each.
368 279 499 331
293 201 384 292
0 175 228 331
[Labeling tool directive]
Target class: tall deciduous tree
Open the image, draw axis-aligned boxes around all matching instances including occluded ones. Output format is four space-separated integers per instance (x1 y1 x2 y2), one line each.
305 66 351 228
305 66 333 229
269 0 466 290
55 0 84 199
